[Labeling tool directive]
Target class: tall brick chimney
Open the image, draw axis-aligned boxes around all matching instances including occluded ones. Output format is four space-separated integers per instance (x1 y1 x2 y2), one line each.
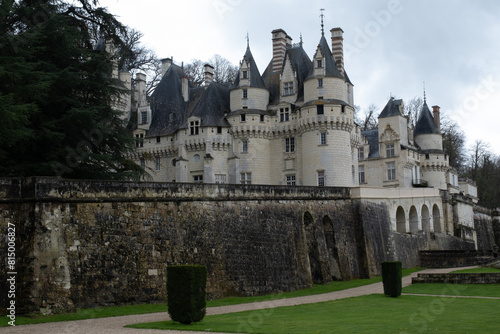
272 29 292 73
204 63 214 87
330 27 345 76
432 105 441 130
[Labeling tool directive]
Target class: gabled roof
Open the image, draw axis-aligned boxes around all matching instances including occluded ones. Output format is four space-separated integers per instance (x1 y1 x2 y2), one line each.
189 82 231 127
233 46 266 89
414 102 440 136
378 98 403 118
306 35 344 80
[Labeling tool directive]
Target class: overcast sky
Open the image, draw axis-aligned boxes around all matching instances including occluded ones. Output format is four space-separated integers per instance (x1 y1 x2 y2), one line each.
100 0 500 155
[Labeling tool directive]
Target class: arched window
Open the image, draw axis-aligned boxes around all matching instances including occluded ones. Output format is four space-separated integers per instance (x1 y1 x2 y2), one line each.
421 205 430 233
433 204 442 233
409 206 419 234
396 206 406 233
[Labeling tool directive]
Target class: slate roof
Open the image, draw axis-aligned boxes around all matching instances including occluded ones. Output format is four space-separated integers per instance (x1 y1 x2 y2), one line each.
414 102 440 136
306 35 344 80
361 129 380 158
233 46 266 89
189 82 231 127
378 98 403 118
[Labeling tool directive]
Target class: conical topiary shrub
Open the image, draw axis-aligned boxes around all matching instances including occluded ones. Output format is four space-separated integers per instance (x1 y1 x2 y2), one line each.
382 261 402 297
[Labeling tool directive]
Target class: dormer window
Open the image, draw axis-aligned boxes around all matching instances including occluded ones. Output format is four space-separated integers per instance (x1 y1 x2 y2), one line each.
317 59 323 68
242 70 248 79
141 111 147 124
190 120 199 135
284 82 294 95
386 143 395 158
280 107 290 122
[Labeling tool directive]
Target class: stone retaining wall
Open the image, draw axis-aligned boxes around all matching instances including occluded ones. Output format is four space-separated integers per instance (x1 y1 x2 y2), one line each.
412 273 500 284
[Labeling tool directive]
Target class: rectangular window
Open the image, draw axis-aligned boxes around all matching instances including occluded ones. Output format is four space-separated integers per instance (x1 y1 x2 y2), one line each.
317 59 323 68
284 82 294 95
280 107 290 122
359 165 365 184
317 104 324 115
193 175 203 183
241 114 246 122
318 78 323 87
217 126 222 134
320 132 327 145
242 140 248 153
141 111 147 124
260 114 265 122
243 89 248 99
386 143 395 158
358 147 364 161
240 172 252 184
190 120 199 135
140 158 145 169
135 134 144 148
286 175 296 186
155 157 161 171
156 136 161 143
318 171 325 187
215 174 227 184
285 137 295 153
242 70 248 79
387 162 396 181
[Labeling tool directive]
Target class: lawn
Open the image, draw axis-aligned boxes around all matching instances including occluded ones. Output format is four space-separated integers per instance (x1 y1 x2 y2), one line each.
126 294 500 333
0 268 420 327
451 267 500 274
403 283 500 297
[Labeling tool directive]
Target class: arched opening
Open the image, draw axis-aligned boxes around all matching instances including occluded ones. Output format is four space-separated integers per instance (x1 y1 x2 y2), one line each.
421 205 430 233
433 204 442 233
396 206 406 233
323 215 341 280
409 206 419 233
304 212 323 284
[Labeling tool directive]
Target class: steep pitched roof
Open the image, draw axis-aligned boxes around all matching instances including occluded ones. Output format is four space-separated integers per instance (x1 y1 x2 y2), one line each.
414 102 440 136
361 129 380 158
233 46 266 89
306 35 344 80
378 98 403 118
189 82 231 127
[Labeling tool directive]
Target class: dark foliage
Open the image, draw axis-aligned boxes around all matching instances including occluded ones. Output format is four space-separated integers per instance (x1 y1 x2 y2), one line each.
381 261 402 297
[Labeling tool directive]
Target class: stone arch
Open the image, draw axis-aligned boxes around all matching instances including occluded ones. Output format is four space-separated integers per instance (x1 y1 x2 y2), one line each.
323 215 341 280
303 212 323 283
409 206 419 233
433 204 442 233
396 206 406 233
421 205 430 233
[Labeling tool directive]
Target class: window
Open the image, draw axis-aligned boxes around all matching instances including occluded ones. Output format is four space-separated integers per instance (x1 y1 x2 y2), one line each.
140 158 145 169
217 126 222 134
284 82 294 95
359 165 365 183
425 154 430 159
386 143 395 158
242 70 248 79
241 114 246 122
155 157 161 171
286 175 296 185
242 89 248 99
387 162 396 181
156 136 161 143
317 59 323 68
285 137 295 153
135 134 144 148
193 175 203 183
358 147 364 161
193 154 200 163
317 105 324 115
242 140 248 153
240 172 252 184
320 132 327 145
280 107 290 122
190 120 199 135
318 171 325 187
318 78 323 88
141 111 147 124
260 114 265 122
215 174 227 184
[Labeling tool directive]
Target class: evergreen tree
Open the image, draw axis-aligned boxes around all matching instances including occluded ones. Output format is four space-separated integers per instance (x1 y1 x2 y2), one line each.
0 0 143 179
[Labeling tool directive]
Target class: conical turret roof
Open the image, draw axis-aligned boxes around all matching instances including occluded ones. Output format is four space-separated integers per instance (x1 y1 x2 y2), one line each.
414 102 440 136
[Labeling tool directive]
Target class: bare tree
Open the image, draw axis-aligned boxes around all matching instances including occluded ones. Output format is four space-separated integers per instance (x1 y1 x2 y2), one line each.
183 59 205 87
404 96 423 127
441 114 466 171
209 54 238 84
360 104 379 131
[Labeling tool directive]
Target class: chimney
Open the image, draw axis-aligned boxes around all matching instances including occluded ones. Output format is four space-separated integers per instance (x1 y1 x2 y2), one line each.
182 75 189 102
204 63 214 87
272 29 291 73
330 27 345 76
161 58 172 76
135 73 147 106
432 105 441 130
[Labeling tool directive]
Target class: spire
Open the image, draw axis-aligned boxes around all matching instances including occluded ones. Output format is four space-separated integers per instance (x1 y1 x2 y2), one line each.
300 33 303 47
320 8 325 36
246 32 250 49
423 81 427 104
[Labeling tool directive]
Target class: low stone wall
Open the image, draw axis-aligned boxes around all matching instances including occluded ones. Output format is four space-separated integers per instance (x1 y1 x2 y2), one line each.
412 273 500 284
420 250 489 268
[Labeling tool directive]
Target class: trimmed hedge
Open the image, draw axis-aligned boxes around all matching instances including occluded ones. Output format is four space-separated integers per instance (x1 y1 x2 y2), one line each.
381 261 402 297
167 265 207 324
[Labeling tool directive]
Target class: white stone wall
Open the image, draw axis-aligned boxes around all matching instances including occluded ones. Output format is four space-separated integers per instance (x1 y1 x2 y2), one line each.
303 77 348 103
230 87 270 111
415 133 443 151
454 201 474 228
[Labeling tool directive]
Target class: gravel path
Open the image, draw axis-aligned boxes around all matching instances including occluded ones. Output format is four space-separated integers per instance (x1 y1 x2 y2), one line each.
2 267 478 334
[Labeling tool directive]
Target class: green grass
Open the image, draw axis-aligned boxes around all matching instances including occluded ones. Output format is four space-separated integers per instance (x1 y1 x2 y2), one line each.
126 294 500 333
1 268 420 327
451 267 500 273
403 283 500 297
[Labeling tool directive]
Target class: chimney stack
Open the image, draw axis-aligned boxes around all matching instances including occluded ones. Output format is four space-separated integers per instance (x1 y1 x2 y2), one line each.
161 58 172 76
330 27 345 76
272 29 291 73
182 75 189 102
432 105 441 130
204 63 214 87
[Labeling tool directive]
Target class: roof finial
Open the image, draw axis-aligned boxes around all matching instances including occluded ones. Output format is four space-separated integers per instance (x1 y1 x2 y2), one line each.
423 81 427 104
246 32 249 49
300 33 303 47
320 8 325 36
